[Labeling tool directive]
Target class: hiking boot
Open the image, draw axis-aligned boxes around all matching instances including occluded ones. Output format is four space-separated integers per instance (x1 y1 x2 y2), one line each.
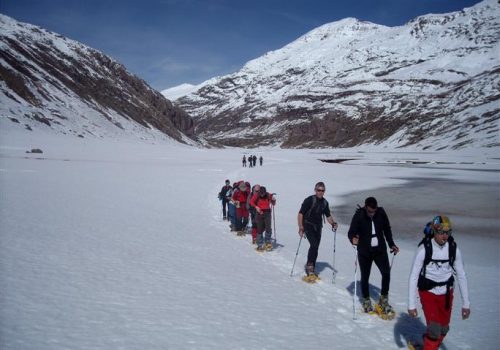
252 238 257 245
305 263 316 276
378 294 394 314
362 297 374 313
256 245 265 252
265 242 273 251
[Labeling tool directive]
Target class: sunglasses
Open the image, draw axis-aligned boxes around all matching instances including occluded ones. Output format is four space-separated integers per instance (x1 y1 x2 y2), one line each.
315 188 325 192
436 230 451 236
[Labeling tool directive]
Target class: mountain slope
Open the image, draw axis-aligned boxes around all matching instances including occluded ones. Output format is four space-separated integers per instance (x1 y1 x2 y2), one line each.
170 0 499 149
0 14 196 144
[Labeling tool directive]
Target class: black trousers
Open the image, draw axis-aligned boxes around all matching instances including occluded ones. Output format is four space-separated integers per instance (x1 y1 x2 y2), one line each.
221 199 228 217
358 250 391 298
305 226 322 268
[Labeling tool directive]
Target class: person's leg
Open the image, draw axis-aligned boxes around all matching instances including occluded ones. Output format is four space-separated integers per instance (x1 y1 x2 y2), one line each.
358 253 373 299
256 212 265 247
373 252 391 296
222 199 227 218
419 290 453 350
306 228 321 270
264 210 272 244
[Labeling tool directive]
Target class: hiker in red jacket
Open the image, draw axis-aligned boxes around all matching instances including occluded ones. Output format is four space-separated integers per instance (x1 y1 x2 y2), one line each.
250 186 276 251
232 181 250 235
248 184 261 244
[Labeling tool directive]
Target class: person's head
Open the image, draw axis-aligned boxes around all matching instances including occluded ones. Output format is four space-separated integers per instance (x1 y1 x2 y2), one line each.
430 215 452 246
238 181 246 191
365 197 378 217
225 179 230 185
314 182 325 198
259 186 267 197
252 184 261 193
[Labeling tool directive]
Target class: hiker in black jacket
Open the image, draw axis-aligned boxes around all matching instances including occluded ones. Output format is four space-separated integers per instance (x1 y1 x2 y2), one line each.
297 182 338 277
348 197 399 314
218 179 232 220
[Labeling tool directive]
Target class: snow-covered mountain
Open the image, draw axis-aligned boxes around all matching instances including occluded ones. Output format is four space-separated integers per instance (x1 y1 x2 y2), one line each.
169 0 499 149
0 14 197 144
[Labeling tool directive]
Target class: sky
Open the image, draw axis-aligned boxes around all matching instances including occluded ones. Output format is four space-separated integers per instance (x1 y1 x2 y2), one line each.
0 0 482 91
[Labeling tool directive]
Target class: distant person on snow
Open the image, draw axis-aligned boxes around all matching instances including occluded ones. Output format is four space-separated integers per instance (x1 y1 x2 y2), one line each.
252 155 257 167
218 179 232 220
348 196 399 316
242 155 247 167
232 181 250 235
408 215 470 350
248 184 261 244
259 156 263 166
227 183 238 231
251 186 276 251
297 182 337 278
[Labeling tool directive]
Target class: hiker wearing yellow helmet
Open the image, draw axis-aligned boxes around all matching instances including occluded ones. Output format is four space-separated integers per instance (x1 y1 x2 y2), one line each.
408 215 471 350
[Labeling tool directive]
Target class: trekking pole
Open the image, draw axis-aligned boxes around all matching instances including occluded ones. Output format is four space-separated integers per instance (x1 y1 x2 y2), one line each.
353 245 358 320
290 235 304 277
390 252 396 270
332 226 337 284
272 204 277 244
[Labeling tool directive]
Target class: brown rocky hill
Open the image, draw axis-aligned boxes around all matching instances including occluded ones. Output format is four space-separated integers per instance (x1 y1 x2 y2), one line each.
0 14 196 144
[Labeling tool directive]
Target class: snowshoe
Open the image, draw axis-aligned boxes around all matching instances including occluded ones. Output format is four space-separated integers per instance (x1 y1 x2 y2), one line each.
265 242 273 251
236 230 246 236
407 340 422 350
302 264 320 283
374 295 396 320
255 245 265 253
302 274 320 283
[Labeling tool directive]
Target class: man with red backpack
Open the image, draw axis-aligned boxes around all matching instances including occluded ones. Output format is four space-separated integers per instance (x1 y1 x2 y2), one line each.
231 181 250 235
250 186 276 251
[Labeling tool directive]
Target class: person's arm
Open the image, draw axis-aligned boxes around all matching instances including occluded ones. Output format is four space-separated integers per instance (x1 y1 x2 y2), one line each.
454 247 471 319
323 203 338 230
380 208 399 254
326 215 338 230
408 247 425 316
347 211 359 245
297 212 304 237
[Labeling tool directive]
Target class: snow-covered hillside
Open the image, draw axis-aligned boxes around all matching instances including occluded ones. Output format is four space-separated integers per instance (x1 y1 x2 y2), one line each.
0 14 196 144
1 129 499 349
170 0 500 150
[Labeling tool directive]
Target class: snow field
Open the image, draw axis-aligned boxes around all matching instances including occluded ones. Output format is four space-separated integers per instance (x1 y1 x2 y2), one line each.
1 131 499 349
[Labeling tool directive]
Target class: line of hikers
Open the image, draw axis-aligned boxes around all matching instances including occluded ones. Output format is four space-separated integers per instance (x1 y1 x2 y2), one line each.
242 155 263 167
219 179 276 251
219 179 470 350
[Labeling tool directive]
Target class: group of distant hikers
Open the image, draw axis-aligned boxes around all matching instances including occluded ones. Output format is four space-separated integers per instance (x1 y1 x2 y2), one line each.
219 179 276 251
242 155 263 167
219 179 470 350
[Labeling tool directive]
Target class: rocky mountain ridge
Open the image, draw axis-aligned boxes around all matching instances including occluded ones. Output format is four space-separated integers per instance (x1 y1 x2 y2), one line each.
168 0 499 149
0 14 196 144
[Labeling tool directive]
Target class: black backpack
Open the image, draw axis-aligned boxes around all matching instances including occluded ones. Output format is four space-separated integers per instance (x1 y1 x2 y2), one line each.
417 234 457 309
304 195 328 223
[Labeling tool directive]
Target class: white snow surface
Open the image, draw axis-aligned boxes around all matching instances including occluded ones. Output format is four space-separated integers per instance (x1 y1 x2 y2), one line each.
162 83 200 101
1 128 499 349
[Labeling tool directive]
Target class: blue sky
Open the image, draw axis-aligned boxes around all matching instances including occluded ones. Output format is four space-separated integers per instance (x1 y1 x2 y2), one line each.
1 0 482 90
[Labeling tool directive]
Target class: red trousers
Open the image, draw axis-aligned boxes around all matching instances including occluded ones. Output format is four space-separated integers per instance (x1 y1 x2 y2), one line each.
419 289 454 350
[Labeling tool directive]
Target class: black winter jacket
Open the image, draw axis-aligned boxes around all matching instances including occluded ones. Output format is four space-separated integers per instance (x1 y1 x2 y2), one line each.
347 207 395 255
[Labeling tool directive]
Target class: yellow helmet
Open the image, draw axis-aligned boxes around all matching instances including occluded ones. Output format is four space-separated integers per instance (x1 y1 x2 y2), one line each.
431 215 452 235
